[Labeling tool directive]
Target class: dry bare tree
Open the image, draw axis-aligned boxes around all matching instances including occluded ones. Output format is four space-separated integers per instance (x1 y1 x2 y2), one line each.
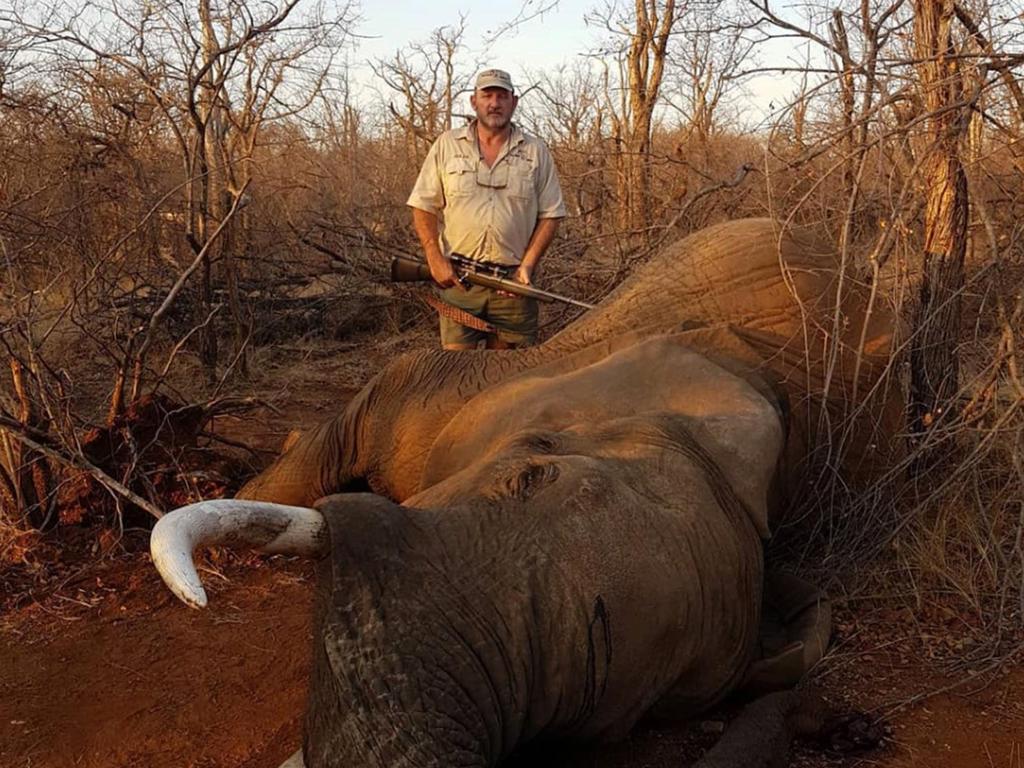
372 19 471 165
522 62 609 233
743 0 1024 641
13 0 353 392
0 0 356 539
664 0 754 147
589 0 680 232
907 0 971 443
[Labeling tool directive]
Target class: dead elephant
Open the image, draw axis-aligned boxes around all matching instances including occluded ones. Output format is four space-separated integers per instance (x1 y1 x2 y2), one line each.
152 219 897 766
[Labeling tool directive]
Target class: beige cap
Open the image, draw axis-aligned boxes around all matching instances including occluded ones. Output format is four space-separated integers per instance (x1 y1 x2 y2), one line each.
475 68 514 92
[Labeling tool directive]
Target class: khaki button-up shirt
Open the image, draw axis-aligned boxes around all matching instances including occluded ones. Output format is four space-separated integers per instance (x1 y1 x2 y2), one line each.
407 122 566 266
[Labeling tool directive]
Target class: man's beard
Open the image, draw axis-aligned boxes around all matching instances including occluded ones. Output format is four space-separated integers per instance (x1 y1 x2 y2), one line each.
479 111 511 130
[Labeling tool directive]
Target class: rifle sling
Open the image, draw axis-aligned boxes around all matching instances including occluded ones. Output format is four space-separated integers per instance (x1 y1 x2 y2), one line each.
422 294 496 333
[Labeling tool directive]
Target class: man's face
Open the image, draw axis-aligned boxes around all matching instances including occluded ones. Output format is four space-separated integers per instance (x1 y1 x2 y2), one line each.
471 87 518 131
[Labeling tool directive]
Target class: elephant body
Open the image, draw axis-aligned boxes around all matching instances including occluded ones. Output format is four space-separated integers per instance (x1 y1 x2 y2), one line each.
155 219 887 767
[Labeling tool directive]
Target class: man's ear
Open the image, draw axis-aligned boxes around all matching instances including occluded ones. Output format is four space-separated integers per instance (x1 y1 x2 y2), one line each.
470 93 478 111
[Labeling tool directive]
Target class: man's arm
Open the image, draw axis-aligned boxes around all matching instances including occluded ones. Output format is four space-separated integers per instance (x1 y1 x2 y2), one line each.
411 207 459 288
515 217 561 285
407 139 461 289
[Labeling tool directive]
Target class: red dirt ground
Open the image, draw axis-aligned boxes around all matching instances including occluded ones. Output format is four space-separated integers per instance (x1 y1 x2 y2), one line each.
2 550 1022 768
1 337 1022 768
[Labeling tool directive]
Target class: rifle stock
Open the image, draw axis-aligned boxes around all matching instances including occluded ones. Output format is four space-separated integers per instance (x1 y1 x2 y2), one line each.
389 255 594 310
390 256 434 283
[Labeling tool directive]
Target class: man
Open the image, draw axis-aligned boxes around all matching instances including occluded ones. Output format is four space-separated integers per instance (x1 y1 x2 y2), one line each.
407 68 566 349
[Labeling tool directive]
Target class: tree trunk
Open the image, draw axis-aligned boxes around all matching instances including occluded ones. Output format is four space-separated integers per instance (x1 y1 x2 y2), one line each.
6 359 54 529
614 0 675 234
830 10 856 197
197 0 221 385
909 0 969 446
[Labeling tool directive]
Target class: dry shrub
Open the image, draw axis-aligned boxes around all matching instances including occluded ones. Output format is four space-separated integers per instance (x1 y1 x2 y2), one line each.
777 256 1024 649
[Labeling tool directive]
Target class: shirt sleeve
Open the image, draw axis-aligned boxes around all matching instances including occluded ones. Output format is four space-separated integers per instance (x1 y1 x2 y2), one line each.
534 142 567 219
406 140 445 214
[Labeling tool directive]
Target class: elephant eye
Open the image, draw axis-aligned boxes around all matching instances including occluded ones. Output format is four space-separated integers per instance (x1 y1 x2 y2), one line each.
503 462 560 500
510 432 560 454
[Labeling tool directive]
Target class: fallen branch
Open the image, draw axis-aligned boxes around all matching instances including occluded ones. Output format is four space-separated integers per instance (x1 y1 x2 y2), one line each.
0 413 165 520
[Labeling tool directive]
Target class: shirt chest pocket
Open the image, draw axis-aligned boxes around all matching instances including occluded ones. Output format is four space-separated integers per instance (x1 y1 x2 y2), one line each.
444 157 476 198
507 157 536 200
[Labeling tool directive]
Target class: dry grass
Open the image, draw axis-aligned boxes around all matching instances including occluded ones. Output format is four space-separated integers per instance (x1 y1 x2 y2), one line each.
775 263 1024 657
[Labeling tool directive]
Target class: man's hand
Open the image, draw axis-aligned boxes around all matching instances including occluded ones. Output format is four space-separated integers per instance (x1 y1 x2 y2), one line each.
429 256 461 288
494 263 533 297
412 208 463 289
513 264 533 285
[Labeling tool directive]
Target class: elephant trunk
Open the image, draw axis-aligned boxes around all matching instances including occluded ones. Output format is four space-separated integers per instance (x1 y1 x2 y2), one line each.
150 499 327 608
692 690 826 768
236 411 361 505
305 494 530 768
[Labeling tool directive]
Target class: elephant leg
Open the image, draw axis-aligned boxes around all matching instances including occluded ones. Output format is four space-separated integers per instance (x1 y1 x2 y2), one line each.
692 690 825 768
743 571 831 694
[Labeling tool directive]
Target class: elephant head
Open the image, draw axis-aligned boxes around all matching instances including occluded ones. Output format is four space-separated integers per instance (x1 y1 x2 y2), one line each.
153 331 832 767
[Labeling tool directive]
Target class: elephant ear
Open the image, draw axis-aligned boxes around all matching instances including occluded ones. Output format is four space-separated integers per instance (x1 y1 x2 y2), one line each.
682 405 783 541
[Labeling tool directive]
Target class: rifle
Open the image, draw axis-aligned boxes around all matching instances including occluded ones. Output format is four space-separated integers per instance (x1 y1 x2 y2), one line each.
390 254 594 310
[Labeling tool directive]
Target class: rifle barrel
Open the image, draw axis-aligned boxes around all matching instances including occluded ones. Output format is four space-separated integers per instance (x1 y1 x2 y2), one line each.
460 272 594 310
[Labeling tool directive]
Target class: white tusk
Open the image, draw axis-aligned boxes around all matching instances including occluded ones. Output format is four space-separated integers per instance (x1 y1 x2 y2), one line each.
278 749 305 768
150 499 326 609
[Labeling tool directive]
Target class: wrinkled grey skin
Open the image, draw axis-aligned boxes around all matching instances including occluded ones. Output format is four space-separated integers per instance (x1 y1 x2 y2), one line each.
301 342 783 766
192 219 870 766
290 334 826 767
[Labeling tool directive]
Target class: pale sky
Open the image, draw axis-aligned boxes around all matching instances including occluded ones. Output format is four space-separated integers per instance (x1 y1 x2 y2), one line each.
351 0 597 85
345 0 805 127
